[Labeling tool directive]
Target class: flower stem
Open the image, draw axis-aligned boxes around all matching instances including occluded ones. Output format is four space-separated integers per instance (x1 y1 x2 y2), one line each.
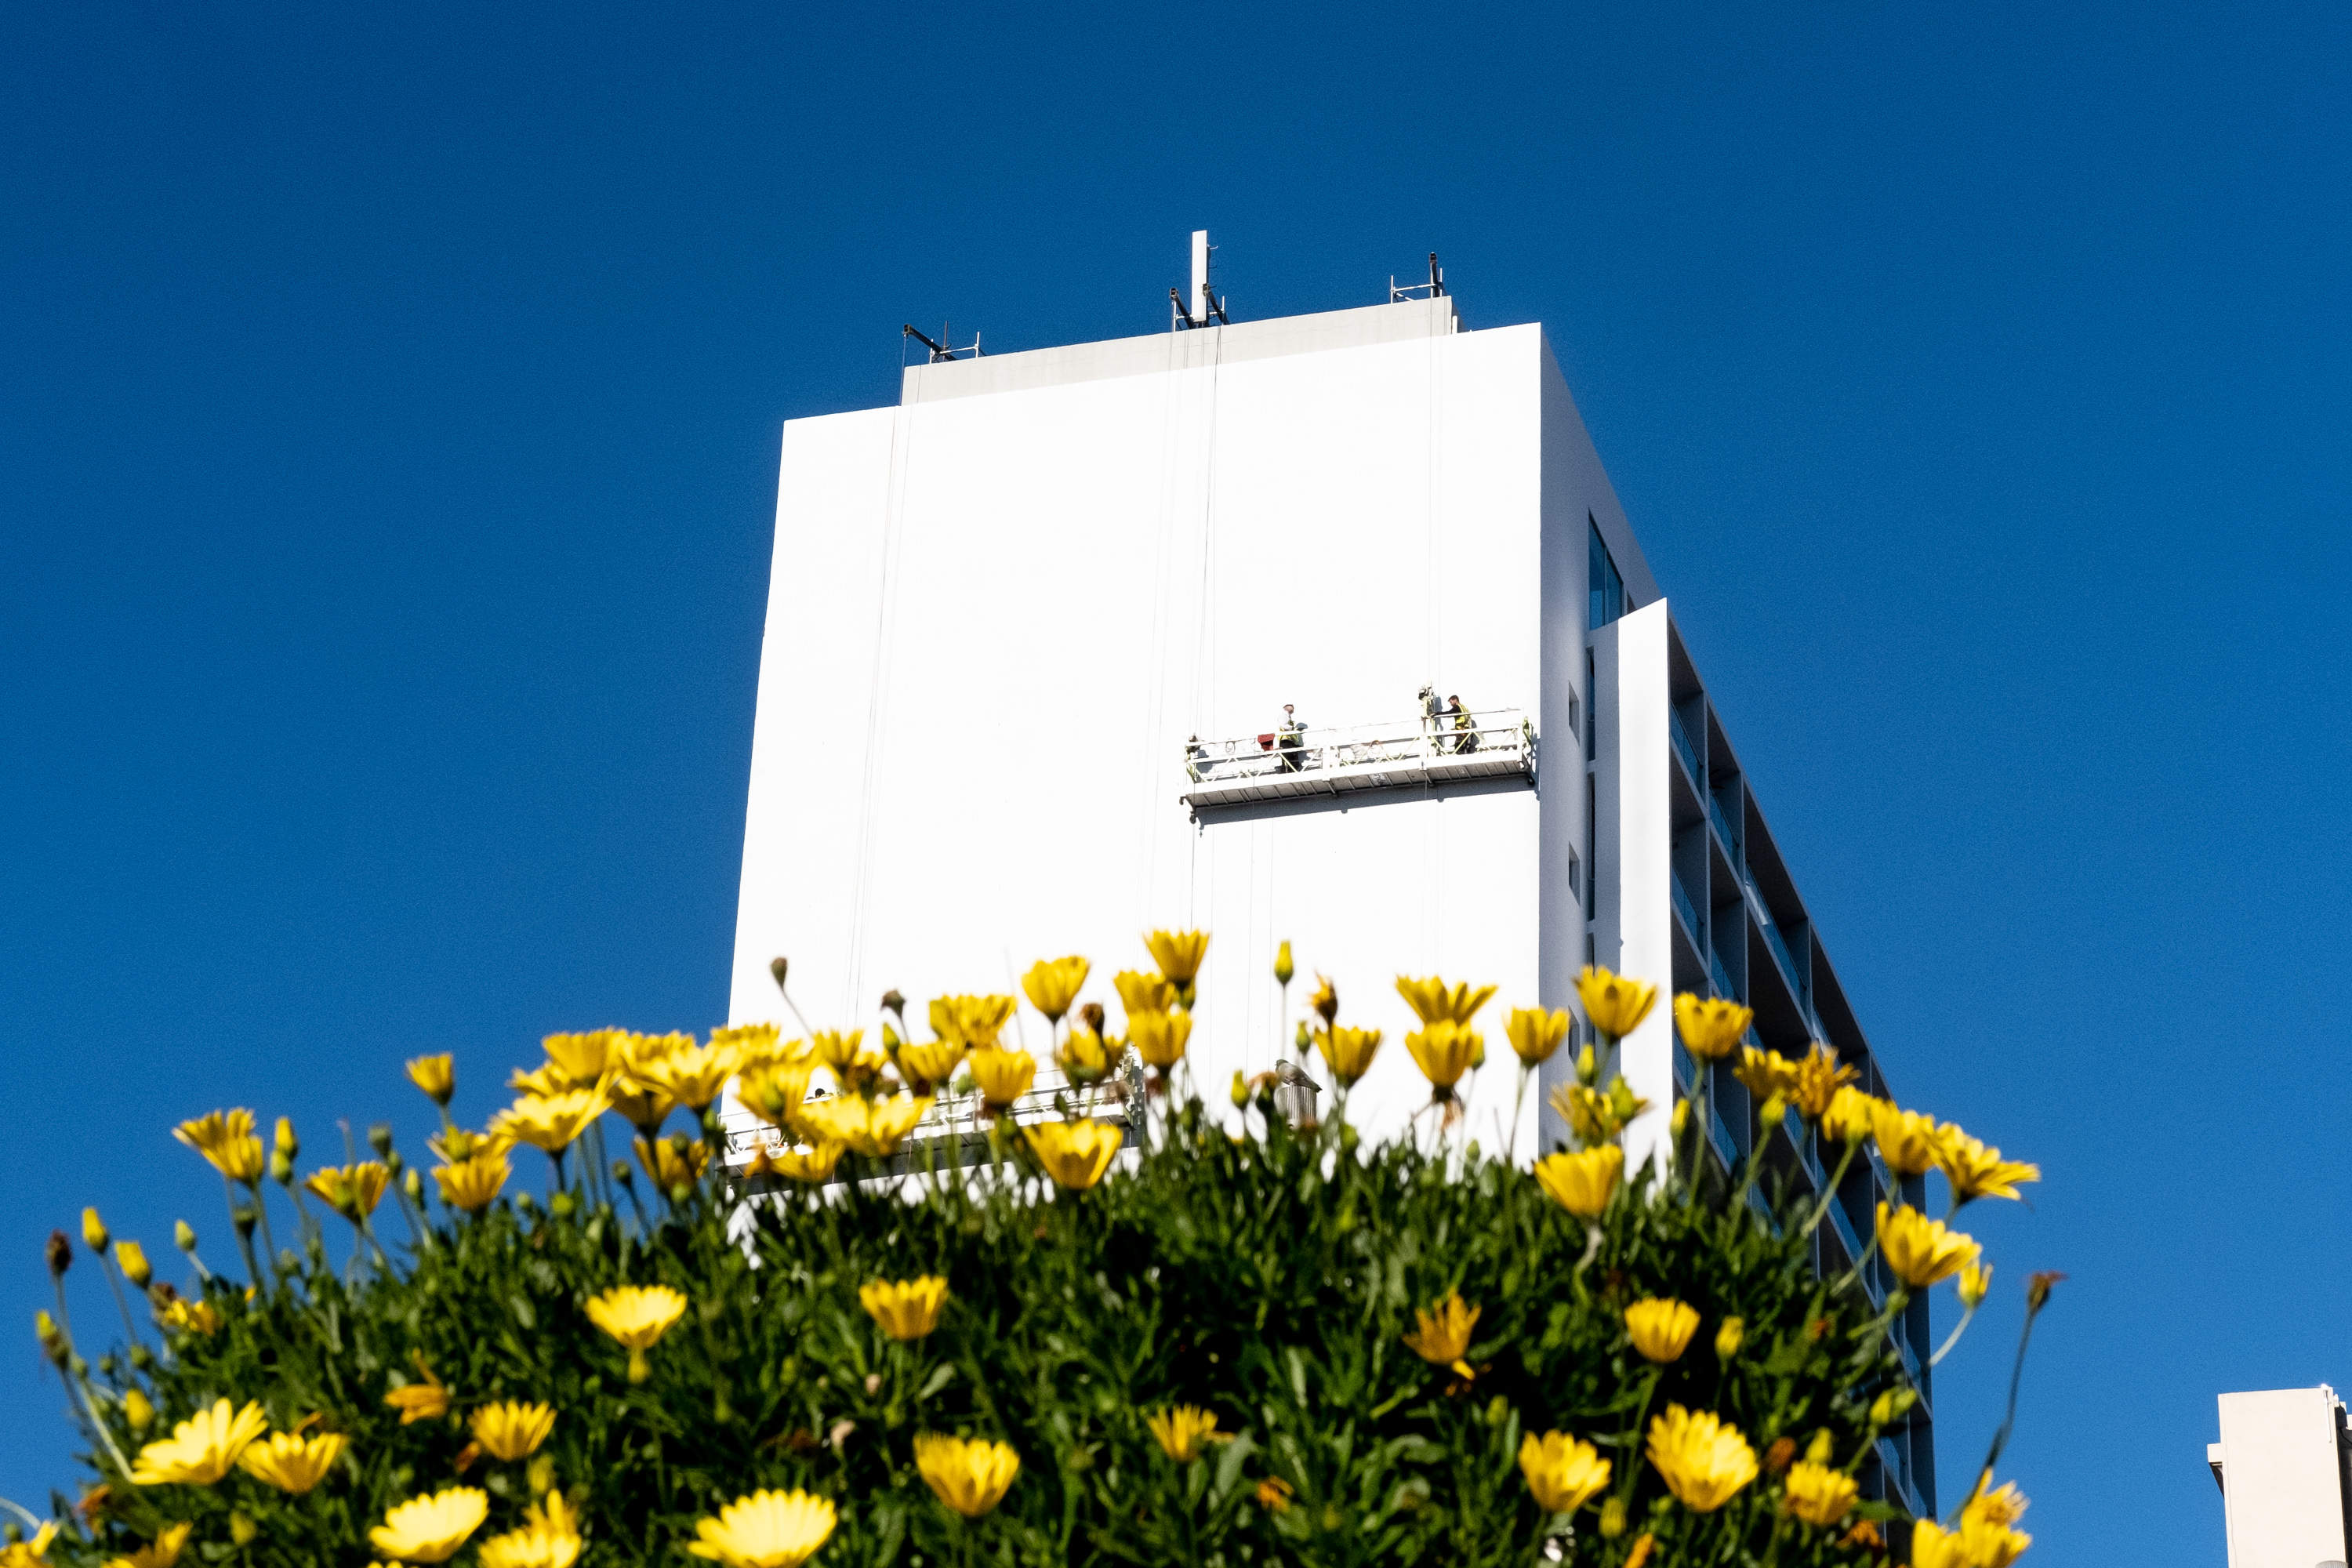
1832 1228 1884 1303
96 1254 148 1353
1507 1063 1529 1166
1684 1056 1708 1205
1801 1139 1864 1238
1968 1286 2056 1505
1614 1367 1662 1508
248 1188 282 1288
1928 1305 1978 1368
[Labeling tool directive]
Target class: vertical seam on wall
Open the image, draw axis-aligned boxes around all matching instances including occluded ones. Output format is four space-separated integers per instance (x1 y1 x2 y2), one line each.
845 371 920 1014
1139 328 1184 924
1427 306 1445 964
1185 322 1225 930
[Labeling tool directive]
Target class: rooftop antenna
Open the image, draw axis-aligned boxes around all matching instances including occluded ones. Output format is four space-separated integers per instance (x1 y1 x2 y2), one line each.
902 321 984 363
1171 229 1229 329
1388 252 1445 303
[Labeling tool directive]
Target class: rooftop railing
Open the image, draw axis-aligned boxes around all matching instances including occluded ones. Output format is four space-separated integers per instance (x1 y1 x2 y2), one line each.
1179 708 1535 810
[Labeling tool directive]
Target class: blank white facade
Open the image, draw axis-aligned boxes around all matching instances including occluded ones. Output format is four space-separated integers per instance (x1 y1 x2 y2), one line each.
2210 1387 2352 1568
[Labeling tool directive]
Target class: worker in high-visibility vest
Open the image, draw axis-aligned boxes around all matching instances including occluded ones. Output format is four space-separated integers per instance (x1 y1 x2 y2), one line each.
1449 695 1479 754
1277 704 1306 772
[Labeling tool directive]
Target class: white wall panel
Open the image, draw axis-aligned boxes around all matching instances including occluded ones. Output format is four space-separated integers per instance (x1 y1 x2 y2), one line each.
731 307 1606 1164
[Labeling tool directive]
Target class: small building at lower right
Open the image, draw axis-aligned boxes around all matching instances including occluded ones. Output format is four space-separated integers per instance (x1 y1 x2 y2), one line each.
2209 1386 2352 1568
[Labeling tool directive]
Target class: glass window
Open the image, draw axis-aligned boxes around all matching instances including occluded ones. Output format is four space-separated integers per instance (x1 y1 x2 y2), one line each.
1588 517 1625 630
1584 652 1596 760
1584 775 1597 913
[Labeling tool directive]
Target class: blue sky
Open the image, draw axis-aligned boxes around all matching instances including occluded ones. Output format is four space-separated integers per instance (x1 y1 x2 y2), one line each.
4 1 2347 1556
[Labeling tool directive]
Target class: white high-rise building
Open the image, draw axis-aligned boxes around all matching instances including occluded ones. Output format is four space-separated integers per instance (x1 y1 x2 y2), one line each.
2209 1388 2352 1568
724 236 1933 1514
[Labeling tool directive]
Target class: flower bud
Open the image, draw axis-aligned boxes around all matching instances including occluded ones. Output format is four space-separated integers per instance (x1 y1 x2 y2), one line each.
1576 1042 1597 1085
129 1344 154 1372
385 1149 405 1176
1274 941 1294 986
2027 1270 2064 1312
115 1241 151 1289
232 1205 256 1238
514 1192 536 1214
769 956 790 989
229 1513 256 1547
403 1168 424 1203
1759 1094 1786 1130
45 1231 71 1279
880 987 904 1017
1959 1261 1993 1311
1715 1316 1744 1360
1671 1099 1690 1135
274 1116 299 1159
34 1310 69 1366
81 1209 109 1252
123 1389 154 1433
1762 1436 1795 1474
174 1221 198 1254
612 1161 634 1186
1806 1428 1834 1465
549 1192 576 1219
368 1123 394 1160
270 1150 294 1184
1868 1386 1917 1427
1079 1001 1105 1035
1231 1071 1250 1109
526 1454 557 1497
1598 1496 1627 1539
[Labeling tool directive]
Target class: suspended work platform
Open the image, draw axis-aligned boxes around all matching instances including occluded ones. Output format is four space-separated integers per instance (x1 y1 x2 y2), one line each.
1180 708 1537 811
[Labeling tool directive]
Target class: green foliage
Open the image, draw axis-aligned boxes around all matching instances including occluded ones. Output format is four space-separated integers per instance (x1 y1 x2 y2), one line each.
53 1101 1922 1568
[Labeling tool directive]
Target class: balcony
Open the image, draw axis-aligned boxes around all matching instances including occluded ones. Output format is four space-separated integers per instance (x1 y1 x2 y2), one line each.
1708 791 1740 863
1668 708 1700 785
1755 896 1808 1014
1671 873 1703 950
1708 944 1737 1003
1179 708 1535 811
1878 1438 1922 1516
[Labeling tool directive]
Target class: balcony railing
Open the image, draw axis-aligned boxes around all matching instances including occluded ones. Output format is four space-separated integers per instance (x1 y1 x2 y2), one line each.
1755 898 1808 1012
1671 873 1701 947
1668 709 1700 783
1179 708 1535 810
1708 792 1740 862
1878 1438 1921 1516
721 1058 1140 1178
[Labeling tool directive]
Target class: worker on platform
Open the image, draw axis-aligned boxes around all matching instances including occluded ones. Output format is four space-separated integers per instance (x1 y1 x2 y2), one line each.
1277 704 1305 772
1418 684 1443 753
1447 695 1479 754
